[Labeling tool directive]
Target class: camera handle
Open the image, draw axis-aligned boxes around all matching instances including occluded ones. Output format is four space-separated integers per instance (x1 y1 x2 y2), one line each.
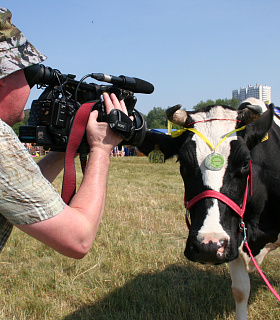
102 109 135 141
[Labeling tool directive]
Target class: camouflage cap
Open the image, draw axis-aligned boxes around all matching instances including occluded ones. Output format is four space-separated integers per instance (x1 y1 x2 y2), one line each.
0 7 46 79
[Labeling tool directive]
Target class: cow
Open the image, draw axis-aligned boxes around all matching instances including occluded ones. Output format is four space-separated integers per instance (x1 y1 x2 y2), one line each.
138 98 280 320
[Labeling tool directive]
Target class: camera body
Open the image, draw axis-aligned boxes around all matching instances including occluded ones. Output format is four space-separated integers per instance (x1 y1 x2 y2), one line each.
19 65 148 152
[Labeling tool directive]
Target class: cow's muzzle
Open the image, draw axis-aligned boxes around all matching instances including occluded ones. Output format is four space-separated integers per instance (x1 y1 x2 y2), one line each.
184 235 231 265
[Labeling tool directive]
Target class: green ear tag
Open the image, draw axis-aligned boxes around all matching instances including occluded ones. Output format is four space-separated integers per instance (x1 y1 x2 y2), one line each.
204 153 225 171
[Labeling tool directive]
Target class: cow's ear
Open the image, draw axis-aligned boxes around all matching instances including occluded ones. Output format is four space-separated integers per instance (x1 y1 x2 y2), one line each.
244 104 274 149
138 131 183 159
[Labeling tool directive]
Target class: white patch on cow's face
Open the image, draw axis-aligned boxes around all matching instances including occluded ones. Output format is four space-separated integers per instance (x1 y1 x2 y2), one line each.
191 106 238 242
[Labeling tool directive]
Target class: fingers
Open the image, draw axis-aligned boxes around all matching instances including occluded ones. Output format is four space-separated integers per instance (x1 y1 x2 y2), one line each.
119 99 127 113
103 92 128 115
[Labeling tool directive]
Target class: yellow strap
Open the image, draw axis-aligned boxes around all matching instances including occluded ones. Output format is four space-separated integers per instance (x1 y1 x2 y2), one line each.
187 128 215 149
171 128 188 138
171 125 246 150
167 120 173 135
216 126 246 149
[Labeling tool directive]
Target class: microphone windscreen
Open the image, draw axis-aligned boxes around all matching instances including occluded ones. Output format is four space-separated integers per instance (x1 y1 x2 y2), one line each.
134 78 154 94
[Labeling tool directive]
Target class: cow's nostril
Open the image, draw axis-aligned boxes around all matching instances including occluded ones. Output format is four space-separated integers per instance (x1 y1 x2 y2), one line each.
219 238 228 248
217 238 228 256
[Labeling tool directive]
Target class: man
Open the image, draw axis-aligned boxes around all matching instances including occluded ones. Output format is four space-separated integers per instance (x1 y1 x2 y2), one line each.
0 7 128 259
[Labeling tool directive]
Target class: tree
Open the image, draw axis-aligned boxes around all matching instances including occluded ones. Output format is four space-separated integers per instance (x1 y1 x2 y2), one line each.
145 107 184 130
193 98 240 111
145 107 167 129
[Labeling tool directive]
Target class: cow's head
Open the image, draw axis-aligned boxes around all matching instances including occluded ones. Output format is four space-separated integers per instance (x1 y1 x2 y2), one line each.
139 101 274 265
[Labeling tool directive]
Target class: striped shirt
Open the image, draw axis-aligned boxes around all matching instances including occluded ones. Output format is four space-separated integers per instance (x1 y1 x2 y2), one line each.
0 119 65 252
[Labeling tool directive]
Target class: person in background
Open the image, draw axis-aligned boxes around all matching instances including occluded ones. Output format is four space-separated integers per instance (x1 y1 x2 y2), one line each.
0 7 128 259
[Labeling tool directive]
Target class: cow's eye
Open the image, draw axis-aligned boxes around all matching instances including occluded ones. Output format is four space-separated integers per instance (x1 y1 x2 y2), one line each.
241 159 250 173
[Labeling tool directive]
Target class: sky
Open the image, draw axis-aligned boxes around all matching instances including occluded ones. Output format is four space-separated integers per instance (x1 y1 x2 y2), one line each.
2 0 280 115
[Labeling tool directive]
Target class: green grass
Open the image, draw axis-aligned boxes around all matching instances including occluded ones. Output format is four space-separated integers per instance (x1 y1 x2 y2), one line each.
0 157 279 319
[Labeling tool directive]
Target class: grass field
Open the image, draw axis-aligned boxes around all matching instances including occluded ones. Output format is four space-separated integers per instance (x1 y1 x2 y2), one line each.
0 157 279 319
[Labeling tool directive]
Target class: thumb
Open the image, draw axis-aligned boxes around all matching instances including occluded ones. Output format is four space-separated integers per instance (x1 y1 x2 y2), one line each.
89 110 99 122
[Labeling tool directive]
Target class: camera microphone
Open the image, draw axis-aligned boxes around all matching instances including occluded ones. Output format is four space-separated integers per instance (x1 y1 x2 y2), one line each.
91 73 154 94
25 64 154 95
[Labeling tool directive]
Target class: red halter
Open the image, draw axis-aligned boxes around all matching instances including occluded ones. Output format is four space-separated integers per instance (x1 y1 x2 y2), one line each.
185 160 253 221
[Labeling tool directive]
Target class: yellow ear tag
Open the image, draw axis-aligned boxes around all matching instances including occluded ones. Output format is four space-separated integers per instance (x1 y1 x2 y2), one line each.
148 145 165 163
261 132 269 142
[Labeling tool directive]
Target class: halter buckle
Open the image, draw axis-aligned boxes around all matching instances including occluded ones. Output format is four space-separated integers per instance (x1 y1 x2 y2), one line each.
239 219 247 242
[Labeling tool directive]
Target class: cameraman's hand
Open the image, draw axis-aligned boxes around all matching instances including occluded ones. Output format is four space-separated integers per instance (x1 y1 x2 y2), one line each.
86 92 127 153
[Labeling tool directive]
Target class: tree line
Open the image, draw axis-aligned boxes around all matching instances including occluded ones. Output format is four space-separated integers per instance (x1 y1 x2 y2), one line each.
13 97 240 134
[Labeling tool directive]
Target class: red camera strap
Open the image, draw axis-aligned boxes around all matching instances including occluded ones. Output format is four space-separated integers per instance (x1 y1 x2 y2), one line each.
61 102 96 204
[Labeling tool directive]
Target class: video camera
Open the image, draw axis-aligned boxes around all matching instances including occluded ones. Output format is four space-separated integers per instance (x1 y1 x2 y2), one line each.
19 64 154 152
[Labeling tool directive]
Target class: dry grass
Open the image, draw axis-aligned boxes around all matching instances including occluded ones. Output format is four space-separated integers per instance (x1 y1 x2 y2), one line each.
0 157 279 319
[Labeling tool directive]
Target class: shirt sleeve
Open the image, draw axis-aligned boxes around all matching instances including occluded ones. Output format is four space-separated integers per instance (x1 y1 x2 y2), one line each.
0 120 66 225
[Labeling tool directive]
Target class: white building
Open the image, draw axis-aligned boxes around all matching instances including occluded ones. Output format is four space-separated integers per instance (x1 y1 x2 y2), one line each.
232 84 271 104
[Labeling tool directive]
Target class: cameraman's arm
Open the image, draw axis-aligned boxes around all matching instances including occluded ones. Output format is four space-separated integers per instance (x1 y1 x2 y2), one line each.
37 151 65 183
16 93 125 259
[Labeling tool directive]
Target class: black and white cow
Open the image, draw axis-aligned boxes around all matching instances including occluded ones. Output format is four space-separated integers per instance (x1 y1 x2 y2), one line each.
139 98 280 320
